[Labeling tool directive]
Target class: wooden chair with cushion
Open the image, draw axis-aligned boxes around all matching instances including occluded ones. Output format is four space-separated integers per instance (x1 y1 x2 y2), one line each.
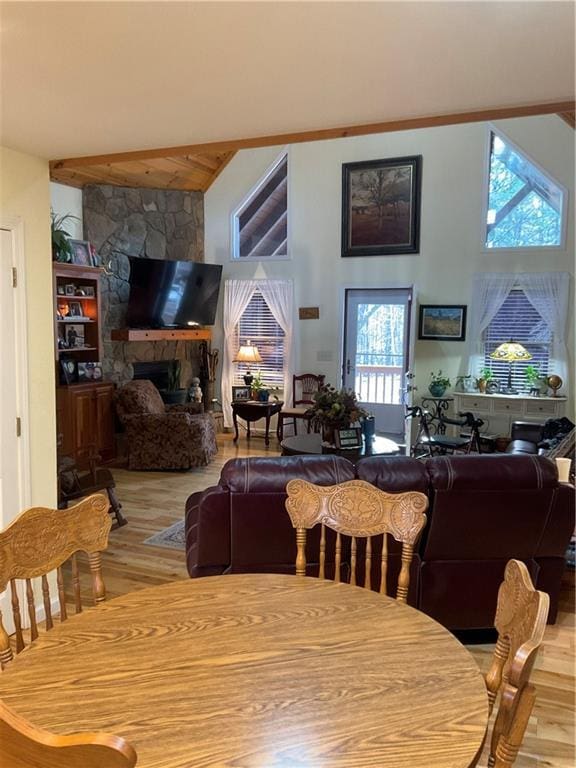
0 699 137 768
285 478 428 601
0 493 112 669
473 559 550 768
276 373 325 441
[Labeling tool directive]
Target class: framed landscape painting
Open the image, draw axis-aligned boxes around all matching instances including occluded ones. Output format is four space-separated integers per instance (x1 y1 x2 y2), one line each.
341 155 422 257
418 305 467 341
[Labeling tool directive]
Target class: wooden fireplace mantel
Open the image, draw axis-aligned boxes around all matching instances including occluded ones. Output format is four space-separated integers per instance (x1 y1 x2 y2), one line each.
111 328 212 342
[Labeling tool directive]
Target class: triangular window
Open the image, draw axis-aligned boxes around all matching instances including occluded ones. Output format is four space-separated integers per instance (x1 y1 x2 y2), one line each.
232 152 288 260
484 128 565 249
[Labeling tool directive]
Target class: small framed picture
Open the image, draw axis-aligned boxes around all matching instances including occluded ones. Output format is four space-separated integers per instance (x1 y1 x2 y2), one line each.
60 358 77 385
57 285 65 295
82 286 95 297
69 239 92 267
65 284 76 296
68 301 83 317
334 426 363 450
66 324 85 348
78 362 103 382
232 385 251 401
418 305 467 342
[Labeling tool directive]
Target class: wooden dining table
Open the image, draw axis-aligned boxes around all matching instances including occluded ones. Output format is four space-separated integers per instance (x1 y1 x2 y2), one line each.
0 574 488 767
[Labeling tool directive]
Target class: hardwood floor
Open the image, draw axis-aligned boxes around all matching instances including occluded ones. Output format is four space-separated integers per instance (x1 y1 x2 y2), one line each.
25 433 576 766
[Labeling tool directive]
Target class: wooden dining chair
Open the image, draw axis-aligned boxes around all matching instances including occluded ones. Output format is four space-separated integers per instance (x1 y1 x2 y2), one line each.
285 479 428 601
0 699 137 768
276 373 325 441
0 493 112 669
470 560 550 768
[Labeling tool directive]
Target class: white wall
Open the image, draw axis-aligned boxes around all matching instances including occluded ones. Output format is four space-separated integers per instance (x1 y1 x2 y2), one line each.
205 116 574 418
50 182 83 238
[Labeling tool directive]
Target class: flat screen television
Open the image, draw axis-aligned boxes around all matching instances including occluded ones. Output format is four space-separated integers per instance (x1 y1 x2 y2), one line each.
126 256 223 328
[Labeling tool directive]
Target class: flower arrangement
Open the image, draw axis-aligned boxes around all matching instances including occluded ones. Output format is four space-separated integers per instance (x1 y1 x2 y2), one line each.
307 384 368 429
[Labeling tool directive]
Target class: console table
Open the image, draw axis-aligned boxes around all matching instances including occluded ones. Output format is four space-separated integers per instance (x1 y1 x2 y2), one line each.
232 399 283 446
453 392 567 437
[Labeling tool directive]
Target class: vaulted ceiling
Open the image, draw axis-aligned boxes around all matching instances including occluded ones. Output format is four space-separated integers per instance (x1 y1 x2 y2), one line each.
2 1 574 191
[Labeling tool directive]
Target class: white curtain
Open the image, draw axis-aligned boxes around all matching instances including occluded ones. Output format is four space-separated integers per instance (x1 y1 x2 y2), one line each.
468 273 519 378
521 272 570 394
258 280 295 408
221 279 295 428
222 279 259 428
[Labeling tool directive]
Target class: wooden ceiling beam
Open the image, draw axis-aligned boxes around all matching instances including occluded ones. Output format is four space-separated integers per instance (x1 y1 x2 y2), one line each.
49 100 575 171
558 111 575 128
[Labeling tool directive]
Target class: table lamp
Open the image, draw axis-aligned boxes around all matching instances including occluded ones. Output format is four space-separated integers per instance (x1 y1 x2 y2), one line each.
233 341 262 386
489 341 532 395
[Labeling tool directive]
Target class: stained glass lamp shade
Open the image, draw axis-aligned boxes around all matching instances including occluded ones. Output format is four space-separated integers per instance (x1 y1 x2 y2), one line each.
490 341 532 395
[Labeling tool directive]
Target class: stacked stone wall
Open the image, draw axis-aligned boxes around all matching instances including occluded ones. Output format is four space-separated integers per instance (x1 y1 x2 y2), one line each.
83 185 204 385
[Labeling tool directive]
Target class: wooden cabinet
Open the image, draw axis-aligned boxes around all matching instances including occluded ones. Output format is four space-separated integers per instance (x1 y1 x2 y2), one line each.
57 383 116 469
453 392 567 437
53 263 115 468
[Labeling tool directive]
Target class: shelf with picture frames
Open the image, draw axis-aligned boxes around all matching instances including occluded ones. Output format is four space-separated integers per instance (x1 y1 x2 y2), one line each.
53 263 103 368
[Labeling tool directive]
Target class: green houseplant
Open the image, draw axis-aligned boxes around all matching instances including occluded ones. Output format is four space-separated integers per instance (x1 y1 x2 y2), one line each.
524 364 547 394
250 372 270 402
475 366 494 393
307 384 367 444
428 370 451 397
160 360 188 405
51 210 79 263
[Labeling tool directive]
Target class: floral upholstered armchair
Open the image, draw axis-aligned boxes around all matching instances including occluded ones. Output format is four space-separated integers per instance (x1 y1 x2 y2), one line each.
115 380 218 470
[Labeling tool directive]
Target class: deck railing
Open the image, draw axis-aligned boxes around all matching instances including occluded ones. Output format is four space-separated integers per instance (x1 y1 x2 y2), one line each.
354 365 404 405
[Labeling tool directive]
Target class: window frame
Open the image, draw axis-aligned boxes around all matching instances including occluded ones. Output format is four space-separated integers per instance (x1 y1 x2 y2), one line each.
233 289 286 388
480 124 568 254
482 286 552 390
230 148 291 262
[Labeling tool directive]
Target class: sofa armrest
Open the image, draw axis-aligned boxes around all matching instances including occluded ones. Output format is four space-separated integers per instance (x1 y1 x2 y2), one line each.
122 412 204 441
168 402 204 415
185 486 231 577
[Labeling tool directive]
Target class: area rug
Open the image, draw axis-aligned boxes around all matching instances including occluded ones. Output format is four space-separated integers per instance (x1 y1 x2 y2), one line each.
143 520 186 550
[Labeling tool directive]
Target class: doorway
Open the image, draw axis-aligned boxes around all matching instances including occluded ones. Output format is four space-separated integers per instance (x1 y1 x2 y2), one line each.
343 288 413 440
0 223 30 633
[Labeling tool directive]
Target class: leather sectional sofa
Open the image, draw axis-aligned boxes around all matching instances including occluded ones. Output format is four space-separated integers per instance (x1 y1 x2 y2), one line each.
185 454 574 631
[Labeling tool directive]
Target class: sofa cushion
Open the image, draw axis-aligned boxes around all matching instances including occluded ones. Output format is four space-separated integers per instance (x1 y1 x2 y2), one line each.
356 455 429 492
221 455 355 493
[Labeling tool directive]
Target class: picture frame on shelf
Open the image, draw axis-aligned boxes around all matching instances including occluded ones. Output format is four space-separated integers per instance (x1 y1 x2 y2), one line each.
68 301 83 317
418 304 467 341
66 324 85 348
78 362 103 382
65 284 76 296
82 285 95 297
59 358 77 385
334 426 363 450
57 285 65 295
232 385 251 402
341 155 422 257
69 239 92 267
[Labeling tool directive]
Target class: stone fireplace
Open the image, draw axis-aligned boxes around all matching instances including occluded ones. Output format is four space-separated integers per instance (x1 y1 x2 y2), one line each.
83 185 204 386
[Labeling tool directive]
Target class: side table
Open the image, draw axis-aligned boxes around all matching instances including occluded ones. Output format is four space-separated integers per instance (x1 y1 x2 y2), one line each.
232 400 284 446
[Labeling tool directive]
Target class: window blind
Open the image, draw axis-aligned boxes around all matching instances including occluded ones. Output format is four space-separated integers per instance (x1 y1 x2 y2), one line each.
483 289 551 388
235 290 285 386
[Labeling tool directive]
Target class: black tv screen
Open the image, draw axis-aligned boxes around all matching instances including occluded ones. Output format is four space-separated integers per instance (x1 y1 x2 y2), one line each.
126 256 222 328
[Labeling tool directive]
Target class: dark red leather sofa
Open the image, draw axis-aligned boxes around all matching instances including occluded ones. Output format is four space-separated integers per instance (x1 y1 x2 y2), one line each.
185 454 574 630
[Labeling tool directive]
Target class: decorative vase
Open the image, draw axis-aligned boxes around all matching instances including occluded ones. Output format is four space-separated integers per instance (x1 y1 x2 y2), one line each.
321 424 337 446
428 383 447 398
257 389 270 402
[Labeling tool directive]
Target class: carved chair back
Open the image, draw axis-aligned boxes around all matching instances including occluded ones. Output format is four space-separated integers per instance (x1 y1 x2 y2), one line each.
293 373 325 407
0 494 112 669
285 479 428 601
484 559 549 716
0 699 137 768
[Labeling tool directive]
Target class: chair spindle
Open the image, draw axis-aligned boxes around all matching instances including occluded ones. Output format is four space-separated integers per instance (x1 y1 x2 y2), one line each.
364 537 372 590
380 535 388 594
319 524 326 579
72 553 82 613
25 579 38 641
295 529 307 576
41 575 53 630
57 566 68 621
397 544 413 603
10 580 24 653
350 536 357 586
334 532 342 583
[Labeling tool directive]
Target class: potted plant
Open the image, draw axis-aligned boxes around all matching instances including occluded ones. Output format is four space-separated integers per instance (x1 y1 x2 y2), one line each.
250 372 270 402
51 210 79 263
307 384 367 445
160 360 188 405
475 366 494 394
428 371 451 397
524 364 547 395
